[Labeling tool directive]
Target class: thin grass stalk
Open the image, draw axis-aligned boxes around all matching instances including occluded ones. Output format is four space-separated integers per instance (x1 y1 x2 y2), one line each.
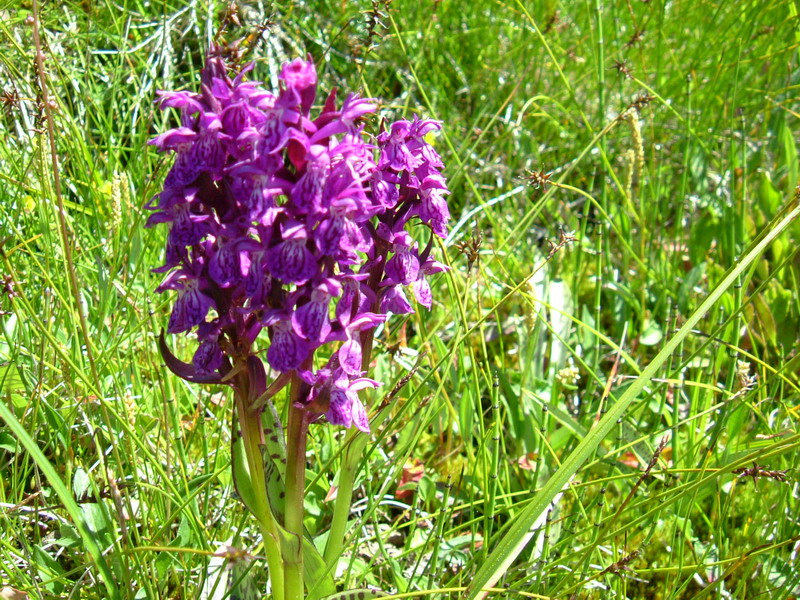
0 400 121 599
30 0 98 386
320 330 377 569
30 4 138 586
465 197 800 599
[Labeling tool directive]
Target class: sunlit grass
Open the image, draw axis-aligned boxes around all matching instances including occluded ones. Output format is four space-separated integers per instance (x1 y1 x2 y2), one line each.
1 0 799 598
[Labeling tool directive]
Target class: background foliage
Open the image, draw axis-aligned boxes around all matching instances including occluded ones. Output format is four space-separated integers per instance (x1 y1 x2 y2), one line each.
1 0 799 598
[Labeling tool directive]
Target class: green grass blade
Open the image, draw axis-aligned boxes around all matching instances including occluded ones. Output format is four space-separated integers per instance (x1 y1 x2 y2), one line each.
0 401 120 599
465 199 800 599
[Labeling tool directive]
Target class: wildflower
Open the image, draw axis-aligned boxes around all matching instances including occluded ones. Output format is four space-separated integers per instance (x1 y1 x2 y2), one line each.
149 49 451 432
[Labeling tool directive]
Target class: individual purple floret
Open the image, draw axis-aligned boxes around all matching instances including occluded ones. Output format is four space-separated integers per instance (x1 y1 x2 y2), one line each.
148 49 451 432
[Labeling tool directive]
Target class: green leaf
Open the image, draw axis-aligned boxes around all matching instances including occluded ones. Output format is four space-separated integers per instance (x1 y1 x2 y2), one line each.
778 122 798 195
229 561 260 600
464 199 800 600
0 313 17 352
187 473 217 493
80 503 113 548
752 292 777 346
547 278 573 371
678 262 706 313
304 536 336 600
232 402 290 527
202 544 263 600
154 550 172 581
72 467 91 500
53 523 81 548
231 407 334 599
688 216 718 268
271 517 335 599
231 413 261 520
33 544 65 595
758 171 782 218
639 319 664 346
262 403 288 524
0 431 18 453
0 363 25 395
176 514 192 547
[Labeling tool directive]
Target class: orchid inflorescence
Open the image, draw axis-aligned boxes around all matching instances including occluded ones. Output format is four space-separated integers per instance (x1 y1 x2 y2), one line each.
147 51 450 433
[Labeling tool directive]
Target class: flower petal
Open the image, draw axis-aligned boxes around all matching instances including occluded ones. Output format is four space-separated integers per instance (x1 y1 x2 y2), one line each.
267 322 311 372
351 398 370 433
326 389 352 428
338 338 362 376
413 278 432 309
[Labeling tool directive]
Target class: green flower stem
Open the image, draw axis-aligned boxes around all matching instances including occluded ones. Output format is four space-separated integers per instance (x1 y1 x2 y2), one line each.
285 373 309 600
234 374 285 600
323 324 377 569
323 428 367 568
323 246 386 571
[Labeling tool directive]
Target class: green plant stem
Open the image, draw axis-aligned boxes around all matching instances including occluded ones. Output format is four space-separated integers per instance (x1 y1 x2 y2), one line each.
322 238 389 567
234 374 286 600
285 373 309 600
323 430 368 568
322 287 386 567
323 283 386 569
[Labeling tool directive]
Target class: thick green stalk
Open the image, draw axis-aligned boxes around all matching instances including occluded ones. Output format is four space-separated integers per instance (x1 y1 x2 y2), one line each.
234 376 285 600
284 373 309 600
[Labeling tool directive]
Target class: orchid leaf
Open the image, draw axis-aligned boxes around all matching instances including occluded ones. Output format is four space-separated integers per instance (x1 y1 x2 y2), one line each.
318 590 386 600
304 536 336 600
262 402 288 525
231 412 260 520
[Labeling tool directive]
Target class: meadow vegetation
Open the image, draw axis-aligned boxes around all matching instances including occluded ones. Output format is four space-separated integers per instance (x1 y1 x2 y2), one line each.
1 0 799 598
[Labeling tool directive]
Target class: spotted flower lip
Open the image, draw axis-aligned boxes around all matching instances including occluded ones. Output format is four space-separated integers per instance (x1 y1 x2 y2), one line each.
265 221 318 284
337 313 387 375
267 316 312 372
167 278 216 334
292 278 342 344
326 371 380 432
150 49 451 432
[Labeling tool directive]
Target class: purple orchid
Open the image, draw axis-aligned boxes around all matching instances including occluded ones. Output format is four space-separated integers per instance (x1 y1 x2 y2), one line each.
149 49 451 432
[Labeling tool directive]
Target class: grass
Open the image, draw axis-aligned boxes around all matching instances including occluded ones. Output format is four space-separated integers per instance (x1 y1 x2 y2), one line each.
1 0 800 598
